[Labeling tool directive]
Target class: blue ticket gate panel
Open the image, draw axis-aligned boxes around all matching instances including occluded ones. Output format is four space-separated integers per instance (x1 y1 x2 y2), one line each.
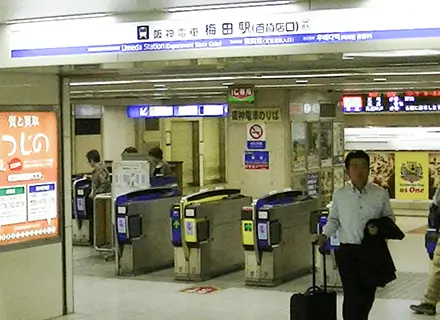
115 186 181 276
243 190 319 287
72 178 94 246
173 188 252 281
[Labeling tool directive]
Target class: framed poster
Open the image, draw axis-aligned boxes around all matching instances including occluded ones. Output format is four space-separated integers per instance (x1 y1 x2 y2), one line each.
307 122 320 169
291 122 307 171
395 152 429 201
333 165 346 191
333 121 344 164
320 121 333 167
291 171 307 192
368 152 396 199
320 167 334 197
0 111 59 247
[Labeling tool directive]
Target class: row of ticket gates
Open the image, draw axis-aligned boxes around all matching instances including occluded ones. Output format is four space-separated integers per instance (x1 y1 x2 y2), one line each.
70 175 349 287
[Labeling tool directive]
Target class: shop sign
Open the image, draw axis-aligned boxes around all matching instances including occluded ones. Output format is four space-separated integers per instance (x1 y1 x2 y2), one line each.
230 108 281 122
0 112 59 246
228 86 255 103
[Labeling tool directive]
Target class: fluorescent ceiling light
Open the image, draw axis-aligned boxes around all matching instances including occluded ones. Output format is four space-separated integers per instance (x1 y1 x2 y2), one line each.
6 13 111 25
343 50 440 58
296 80 308 84
373 78 387 82
168 0 289 12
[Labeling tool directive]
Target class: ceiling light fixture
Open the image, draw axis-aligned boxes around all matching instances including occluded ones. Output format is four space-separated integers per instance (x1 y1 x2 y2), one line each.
373 78 387 82
343 50 440 58
295 80 308 84
6 13 111 25
167 0 290 12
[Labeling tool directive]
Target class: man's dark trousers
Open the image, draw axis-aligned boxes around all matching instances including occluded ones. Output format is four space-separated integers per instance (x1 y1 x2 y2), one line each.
339 244 377 320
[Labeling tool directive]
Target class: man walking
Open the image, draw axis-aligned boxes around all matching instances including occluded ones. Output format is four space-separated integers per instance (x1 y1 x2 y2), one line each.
315 150 396 320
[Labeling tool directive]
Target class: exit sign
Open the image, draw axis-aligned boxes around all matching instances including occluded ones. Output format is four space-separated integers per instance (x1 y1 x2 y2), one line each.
228 86 255 103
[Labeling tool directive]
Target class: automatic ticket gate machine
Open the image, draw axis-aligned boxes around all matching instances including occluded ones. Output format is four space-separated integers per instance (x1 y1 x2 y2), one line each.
72 177 94 246
242 190 320 287
172 188 252 281
317 203 343 289
115 186 181 276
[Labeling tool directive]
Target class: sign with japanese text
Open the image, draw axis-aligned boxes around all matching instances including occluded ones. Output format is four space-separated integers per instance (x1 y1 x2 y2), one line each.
228 86 255 103
230 108 281 122
246 123 266 149
0 112 58 246
244 151 270 170
395 152 429 201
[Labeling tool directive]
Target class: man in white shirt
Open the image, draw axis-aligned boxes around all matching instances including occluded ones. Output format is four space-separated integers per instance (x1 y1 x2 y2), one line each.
315 150 395 320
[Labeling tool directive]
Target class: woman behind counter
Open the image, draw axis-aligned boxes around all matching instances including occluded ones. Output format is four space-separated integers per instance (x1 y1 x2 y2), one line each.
148 147 172 177
85 149 111 198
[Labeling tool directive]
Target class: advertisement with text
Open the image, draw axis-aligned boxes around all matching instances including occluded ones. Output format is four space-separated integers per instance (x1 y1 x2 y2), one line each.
0 112 58 246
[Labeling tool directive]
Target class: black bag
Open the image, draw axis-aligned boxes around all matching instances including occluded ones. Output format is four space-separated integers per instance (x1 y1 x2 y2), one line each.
290 243 337 320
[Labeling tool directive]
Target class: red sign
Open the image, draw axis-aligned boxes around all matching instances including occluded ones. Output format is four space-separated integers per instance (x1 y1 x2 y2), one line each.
0 112 59 246
180 286 218 294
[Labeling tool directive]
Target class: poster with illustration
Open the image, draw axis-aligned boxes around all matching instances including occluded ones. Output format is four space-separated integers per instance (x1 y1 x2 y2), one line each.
320 121 333 167
320 167 333 197
333 165 346 191
394 152 429 201
291 122 307 171
307 122 320 169
429 153 440 199
368 152 395 199
333 121 344 164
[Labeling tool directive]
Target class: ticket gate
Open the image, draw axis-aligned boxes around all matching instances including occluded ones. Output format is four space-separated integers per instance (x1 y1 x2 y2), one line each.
115 186 181 276
242 190 319 287
72 177 94 246
172 188 252 281
317 204 343 289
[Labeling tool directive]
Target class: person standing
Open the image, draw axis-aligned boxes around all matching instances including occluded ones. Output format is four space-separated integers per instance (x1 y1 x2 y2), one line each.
315 150 397 320
148 147 172 177
410 185 440 316
85 149 111 198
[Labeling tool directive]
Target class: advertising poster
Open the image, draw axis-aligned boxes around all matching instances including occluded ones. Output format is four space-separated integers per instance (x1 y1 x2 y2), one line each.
429 153 440 199
333 165 346 191
395 152 429 201
112 161 150 198
320 121 333 167
333 121 344 164
320 167 333 197
368 152 396 198
291 122 307 171
307 122 320 169
0 112 58 246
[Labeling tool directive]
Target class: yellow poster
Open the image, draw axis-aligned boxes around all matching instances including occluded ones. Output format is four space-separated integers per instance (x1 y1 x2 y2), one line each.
395 152 429 201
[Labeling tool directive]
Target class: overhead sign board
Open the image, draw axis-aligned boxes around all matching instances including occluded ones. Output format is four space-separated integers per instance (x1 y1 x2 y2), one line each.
228 86 255 103
9 8 440 58
126 104 228 118
230 107 281 122
0 112 59 246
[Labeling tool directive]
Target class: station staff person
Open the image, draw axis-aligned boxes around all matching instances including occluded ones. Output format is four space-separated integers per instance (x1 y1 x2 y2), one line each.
315 150 396 320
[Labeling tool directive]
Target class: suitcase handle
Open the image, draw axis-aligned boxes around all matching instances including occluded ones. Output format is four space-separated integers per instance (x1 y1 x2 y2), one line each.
312 242 328 292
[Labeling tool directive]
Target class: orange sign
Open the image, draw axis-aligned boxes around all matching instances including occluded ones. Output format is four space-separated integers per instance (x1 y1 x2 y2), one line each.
0 111 58 246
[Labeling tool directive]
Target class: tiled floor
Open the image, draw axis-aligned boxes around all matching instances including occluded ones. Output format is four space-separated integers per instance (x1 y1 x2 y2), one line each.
59 216 440 320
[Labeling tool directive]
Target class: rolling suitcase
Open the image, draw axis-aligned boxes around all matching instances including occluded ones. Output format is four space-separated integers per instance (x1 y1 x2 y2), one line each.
290 243 337 320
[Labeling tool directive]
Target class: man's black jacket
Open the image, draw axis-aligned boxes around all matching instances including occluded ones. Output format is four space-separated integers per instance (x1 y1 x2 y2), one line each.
360 217 405 288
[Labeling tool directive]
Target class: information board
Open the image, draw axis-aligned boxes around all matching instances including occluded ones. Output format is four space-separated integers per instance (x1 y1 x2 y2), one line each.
0 111 58 246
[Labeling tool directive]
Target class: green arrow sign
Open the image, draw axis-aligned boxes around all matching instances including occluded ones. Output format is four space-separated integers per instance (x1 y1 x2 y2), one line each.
173 220 180 229
244 223 252 232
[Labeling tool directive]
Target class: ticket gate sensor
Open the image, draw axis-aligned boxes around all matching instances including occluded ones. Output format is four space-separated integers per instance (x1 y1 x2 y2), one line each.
172 188 252 281
72 178 94 246
150 176 180 190
116 186 181 276
242 190 319 287
316 207 342 289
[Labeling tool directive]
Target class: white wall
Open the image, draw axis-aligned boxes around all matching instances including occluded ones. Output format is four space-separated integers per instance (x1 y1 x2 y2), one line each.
0 72 69 320
102 106 136 161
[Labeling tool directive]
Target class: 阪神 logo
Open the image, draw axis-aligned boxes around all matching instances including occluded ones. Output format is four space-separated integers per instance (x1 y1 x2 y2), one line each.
400 161 423 183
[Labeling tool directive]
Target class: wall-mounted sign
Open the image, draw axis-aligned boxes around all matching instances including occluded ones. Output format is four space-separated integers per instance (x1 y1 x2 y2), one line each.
244 151 270 170
10 9 440 59
230 107 281 122
228 86 255 103
0 112 59 246
395 152 429 201
126 104 228 118
246 123 266 150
